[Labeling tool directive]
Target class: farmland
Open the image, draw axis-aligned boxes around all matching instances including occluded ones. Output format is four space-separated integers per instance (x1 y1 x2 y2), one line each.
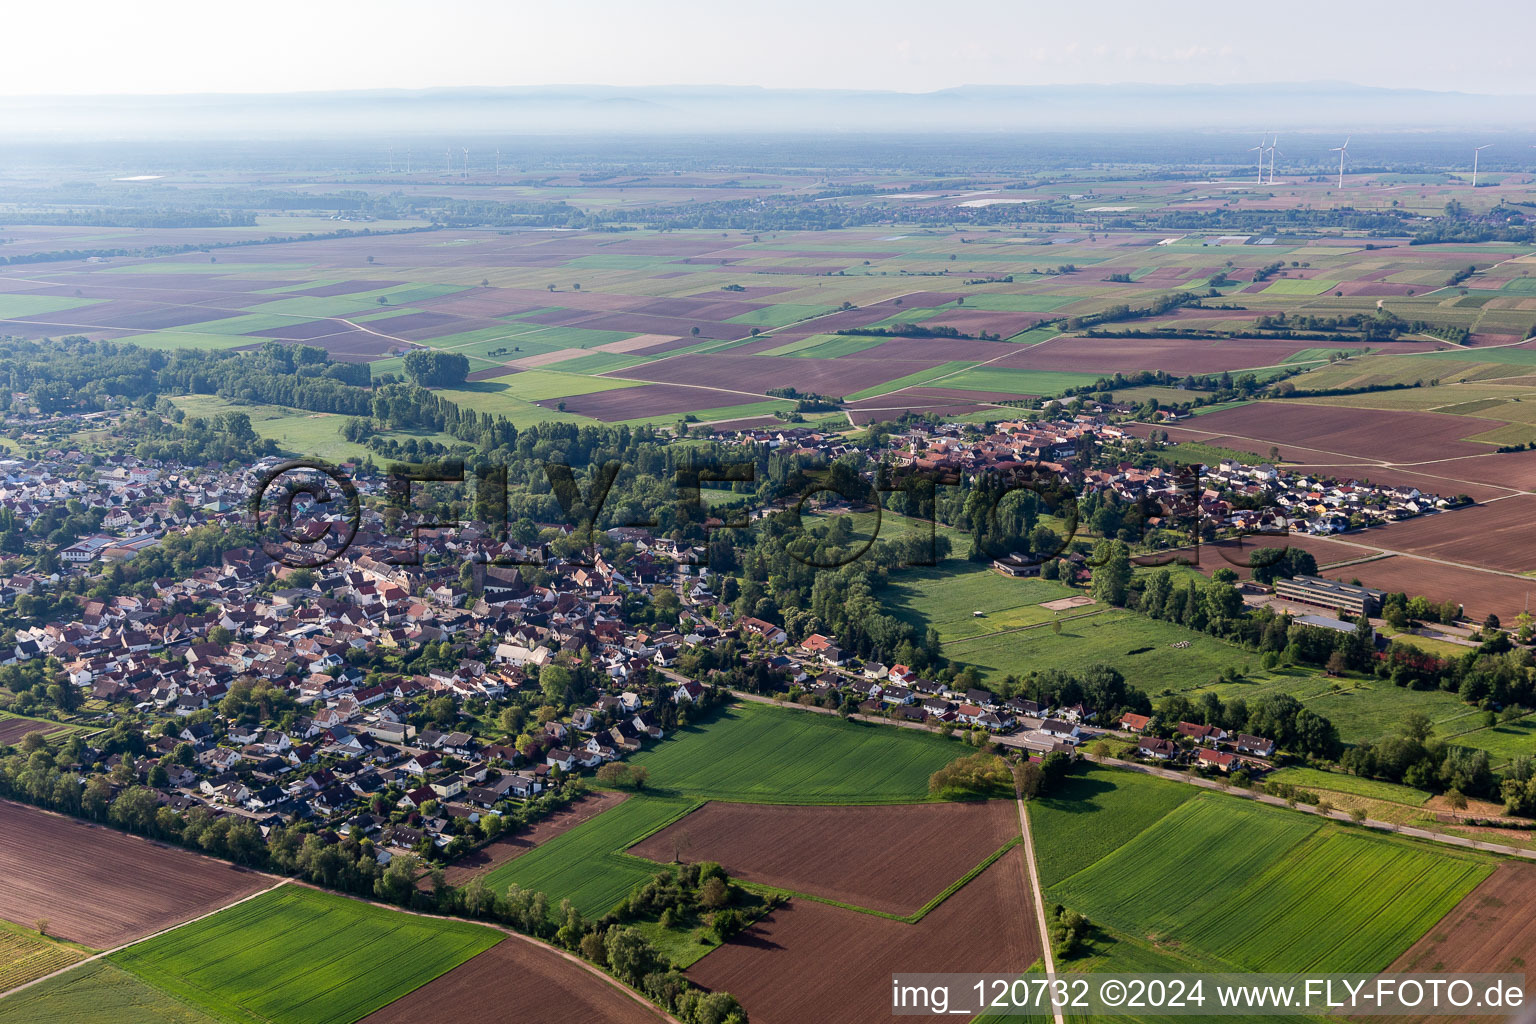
0 800 273 949
0 714 70 746
687 846 1041 1024
479 795 696 915
109 885 502 1024
0 961 224 1024
1049 793 1490 972
628 799 1021 915
0 924 85 994
357 938 669 1024
626 701 960 804
441 790 628 885
1386 861 1536 984
1027 764 1197 888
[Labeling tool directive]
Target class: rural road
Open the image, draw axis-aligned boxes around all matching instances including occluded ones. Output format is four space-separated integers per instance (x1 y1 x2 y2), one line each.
1015 797 1065 1024
1095 754 1536 861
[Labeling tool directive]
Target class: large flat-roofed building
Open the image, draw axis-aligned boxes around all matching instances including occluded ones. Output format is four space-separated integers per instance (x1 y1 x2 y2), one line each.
1273 574 1384 617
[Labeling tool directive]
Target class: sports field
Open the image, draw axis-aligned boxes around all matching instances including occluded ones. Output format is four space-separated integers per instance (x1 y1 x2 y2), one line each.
883 563 1079 642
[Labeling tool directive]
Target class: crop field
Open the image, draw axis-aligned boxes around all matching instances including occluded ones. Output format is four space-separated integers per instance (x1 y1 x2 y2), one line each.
1314 554 1536 623
1352 496 1536 572
0 714 69 746
110 885 502 1024
0 961 224 1024
628 799 1020 915
944 609 1258 692
0 924 86 994
627 701 961 804
0 800 273 949
1050 795 1489 973
1172 401 1497 462
1266 767 1433 806
3 216 1509 431
1028 765 1197 888
687 846 1040 1024
357 937 668 1024
479 795 697 915
1386 861 1536 1002
442 790 628 885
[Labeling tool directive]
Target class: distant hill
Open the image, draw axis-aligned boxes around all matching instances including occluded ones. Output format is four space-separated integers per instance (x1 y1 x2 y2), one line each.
4 81 1535 139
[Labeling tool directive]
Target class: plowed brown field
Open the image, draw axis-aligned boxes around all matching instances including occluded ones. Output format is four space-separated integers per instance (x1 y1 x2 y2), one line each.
1375 861 1536 1023
0 801 271 948
629 800 1020 915
359 935 668 1024
688 846 1041 1024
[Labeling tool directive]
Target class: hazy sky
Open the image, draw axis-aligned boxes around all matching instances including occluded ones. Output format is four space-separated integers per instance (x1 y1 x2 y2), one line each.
6 0 1532 97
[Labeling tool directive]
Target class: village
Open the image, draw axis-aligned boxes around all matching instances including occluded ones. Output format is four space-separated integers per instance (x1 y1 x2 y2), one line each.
0 402 1460 873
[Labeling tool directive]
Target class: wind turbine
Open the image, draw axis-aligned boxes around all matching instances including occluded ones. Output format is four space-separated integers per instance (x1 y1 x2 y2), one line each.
495 148 501 177
1472 144 1492 188
1330 137 1351 189
462 147 470 180
445 148 452 175
1249 135 1266 184
1267 134 1283 185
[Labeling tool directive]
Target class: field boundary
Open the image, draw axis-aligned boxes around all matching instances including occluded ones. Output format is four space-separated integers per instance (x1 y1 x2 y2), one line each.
735 836 1023 924
0 878 291 1005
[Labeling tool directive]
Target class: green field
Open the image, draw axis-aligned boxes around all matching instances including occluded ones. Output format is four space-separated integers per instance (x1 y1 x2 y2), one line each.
110 886 501 1024
1050 794 1489 972
117 332 261 352
946 610 1258 692
845 360 978 401
725 303 835 328
0 961 223 1024
883 564 1078 642
1029 765 1196 888
169 394 468 464
0 294 102 319
1261 278 1340 296
1267 767 1433 806
938 367 1106 396
629 701 961 804
481 795 697 915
